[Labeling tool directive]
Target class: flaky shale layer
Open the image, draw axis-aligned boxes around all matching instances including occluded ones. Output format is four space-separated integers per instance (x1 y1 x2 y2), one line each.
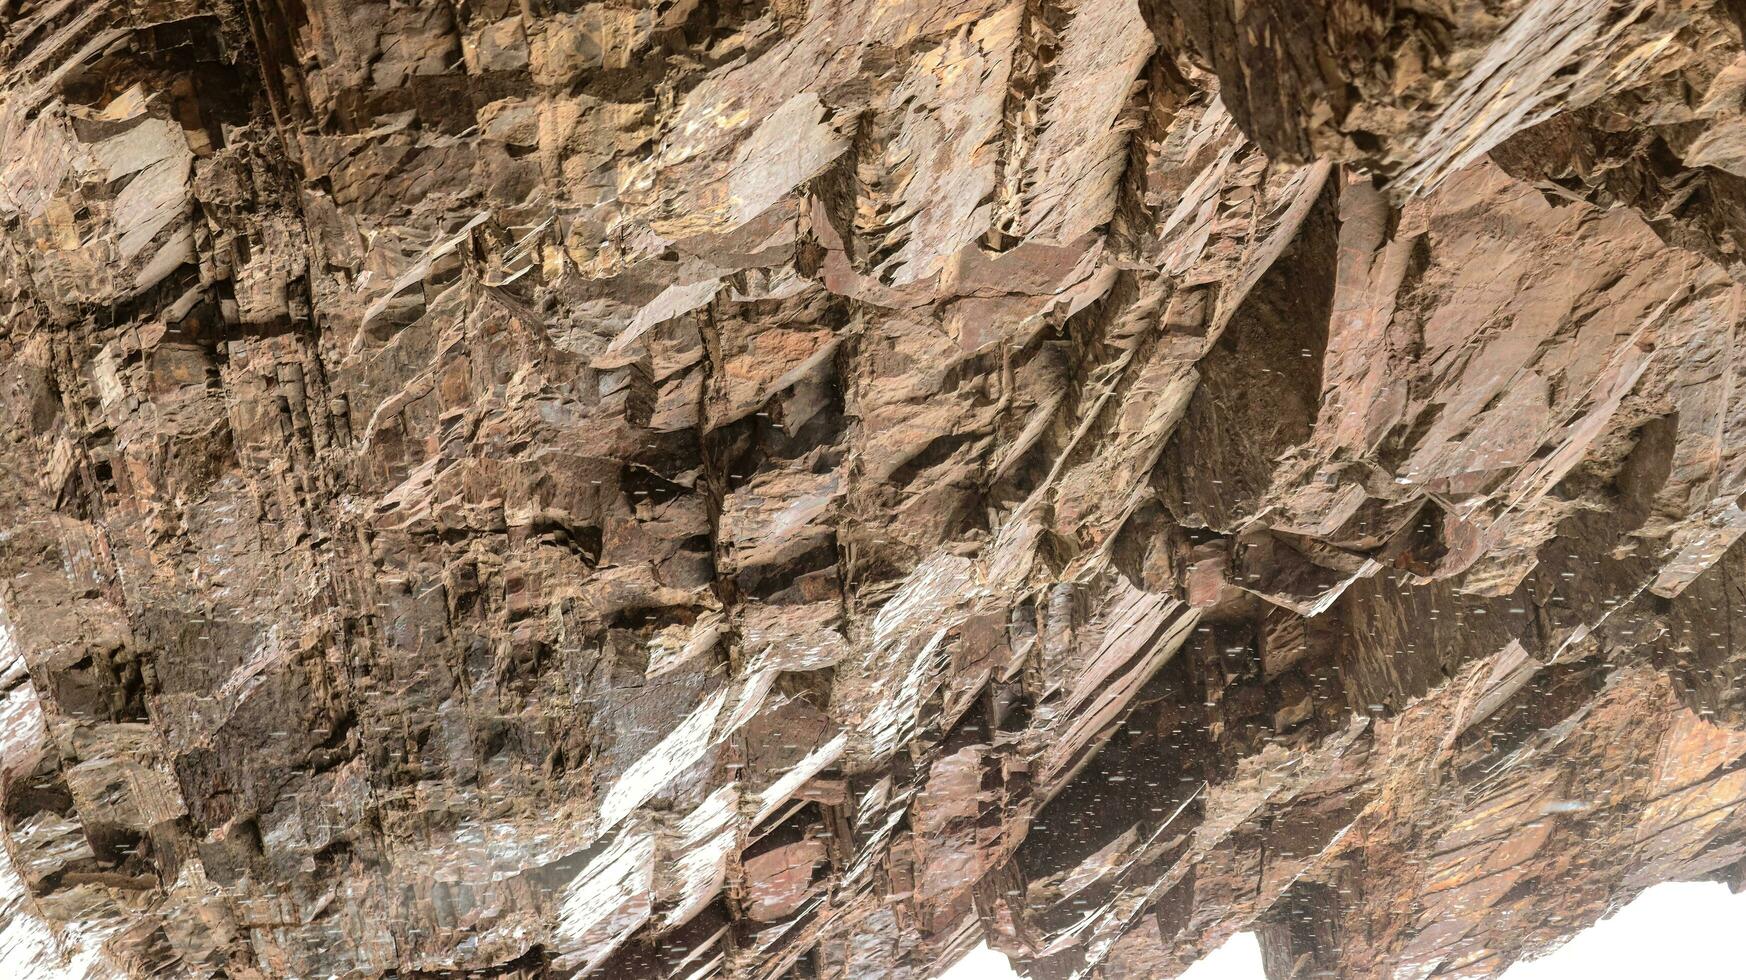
4 2 1746 978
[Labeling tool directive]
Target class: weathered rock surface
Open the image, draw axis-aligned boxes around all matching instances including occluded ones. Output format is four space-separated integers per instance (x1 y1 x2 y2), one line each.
3 2 1746 978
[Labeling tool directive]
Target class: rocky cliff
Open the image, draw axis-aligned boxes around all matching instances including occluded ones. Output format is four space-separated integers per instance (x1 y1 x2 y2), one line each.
3 1 1746 978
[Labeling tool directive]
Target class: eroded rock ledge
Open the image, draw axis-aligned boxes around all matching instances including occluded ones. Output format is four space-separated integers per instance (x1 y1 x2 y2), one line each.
3 2 1746 978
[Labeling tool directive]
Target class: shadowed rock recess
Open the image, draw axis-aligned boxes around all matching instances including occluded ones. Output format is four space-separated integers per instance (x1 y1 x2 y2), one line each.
12 1 1746 978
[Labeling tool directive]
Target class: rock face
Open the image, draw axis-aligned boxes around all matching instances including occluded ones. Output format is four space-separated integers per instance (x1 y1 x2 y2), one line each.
6 1 1746 978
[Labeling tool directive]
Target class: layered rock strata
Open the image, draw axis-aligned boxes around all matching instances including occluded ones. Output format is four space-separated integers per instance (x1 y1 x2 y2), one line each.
2 2 1746 979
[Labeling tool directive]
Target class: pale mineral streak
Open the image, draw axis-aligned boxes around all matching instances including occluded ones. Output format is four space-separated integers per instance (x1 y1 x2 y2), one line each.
3 2 1746 979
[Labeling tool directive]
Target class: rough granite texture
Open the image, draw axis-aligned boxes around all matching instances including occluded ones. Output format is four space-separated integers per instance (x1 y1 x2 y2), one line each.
3 2 1746 978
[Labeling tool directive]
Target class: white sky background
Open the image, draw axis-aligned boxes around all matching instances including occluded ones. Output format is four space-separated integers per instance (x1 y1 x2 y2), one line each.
938 880 1746 980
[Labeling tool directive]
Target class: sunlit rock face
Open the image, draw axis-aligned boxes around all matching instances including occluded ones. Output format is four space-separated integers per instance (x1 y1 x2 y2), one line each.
2 2 1746 979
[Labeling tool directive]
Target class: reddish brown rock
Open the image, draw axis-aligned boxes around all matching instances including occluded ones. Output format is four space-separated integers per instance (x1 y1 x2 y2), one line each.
3 2 1746 979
